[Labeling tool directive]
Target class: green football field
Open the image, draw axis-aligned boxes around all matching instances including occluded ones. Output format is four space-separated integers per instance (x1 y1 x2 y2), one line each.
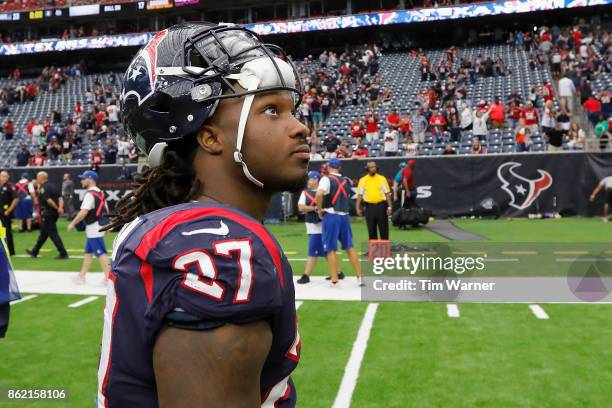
1 217 611 407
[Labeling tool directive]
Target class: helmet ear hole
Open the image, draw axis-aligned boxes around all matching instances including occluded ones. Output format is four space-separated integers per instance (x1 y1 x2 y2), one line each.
148 93 172 114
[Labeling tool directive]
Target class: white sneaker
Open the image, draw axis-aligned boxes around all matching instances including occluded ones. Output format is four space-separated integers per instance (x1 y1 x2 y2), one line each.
329 280 341 288
357 277 365 287
73 276 86 285
603 217 609 223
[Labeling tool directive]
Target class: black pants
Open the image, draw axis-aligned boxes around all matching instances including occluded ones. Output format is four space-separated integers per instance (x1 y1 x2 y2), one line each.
0 216 14 255
364 202 389 240
31 216 67 257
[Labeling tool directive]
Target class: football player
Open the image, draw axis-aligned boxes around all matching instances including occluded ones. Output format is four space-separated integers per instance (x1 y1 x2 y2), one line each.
97 23 308 407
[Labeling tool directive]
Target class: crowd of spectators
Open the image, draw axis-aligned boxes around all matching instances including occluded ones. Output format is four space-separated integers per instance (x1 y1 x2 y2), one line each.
297 24 611 159
1 69 139 168
1 24 610 167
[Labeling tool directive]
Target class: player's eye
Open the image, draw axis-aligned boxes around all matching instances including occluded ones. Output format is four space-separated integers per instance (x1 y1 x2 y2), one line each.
264 106 278 116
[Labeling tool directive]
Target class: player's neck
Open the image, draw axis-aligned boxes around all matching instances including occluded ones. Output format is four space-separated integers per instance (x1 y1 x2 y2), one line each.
195 184 270 221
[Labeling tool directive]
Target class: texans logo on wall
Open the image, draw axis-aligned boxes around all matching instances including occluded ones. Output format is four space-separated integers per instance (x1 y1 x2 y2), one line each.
497 162 553 210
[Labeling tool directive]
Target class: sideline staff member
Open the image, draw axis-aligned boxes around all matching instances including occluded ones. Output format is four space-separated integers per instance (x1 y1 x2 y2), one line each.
26 172 69 259
589 174 612 222
356 161 392 240
0 171 18 256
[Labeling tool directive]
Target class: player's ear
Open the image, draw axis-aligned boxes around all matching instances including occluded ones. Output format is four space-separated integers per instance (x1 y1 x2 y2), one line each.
195 124 223 155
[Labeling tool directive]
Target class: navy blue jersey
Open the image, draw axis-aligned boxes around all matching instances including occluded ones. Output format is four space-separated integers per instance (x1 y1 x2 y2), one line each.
322 174 351 213
98 202 300 407
302 189 320 225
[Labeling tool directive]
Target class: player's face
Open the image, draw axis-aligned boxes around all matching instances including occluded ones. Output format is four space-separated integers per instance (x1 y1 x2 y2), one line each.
245 91 310 192
210 90 309 193
0 172 8 185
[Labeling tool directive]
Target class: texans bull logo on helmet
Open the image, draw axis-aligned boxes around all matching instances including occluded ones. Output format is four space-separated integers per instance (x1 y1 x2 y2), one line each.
497 162 553 210
121 29 169 107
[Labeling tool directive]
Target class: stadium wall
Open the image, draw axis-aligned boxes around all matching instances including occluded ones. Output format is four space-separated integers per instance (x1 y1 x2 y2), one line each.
6 152 612 218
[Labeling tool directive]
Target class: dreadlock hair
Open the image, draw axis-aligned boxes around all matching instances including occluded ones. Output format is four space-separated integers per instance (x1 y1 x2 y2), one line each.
103 136 200 231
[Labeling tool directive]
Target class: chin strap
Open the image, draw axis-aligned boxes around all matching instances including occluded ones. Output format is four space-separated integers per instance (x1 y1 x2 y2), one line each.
230 75 265 189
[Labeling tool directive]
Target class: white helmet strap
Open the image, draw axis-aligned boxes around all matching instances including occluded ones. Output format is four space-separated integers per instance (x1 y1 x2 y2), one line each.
232 80 264 188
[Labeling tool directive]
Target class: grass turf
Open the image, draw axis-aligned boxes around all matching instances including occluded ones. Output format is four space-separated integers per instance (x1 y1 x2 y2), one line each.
352 302 612 408
2 217 611 407
7 217 611 274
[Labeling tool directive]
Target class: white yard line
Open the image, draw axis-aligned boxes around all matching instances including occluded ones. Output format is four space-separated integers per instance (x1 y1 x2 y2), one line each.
68 296 99 308
332 303 379 408
529 304 550 319
295 301 303 310
447 303 460 318
10 294 38 304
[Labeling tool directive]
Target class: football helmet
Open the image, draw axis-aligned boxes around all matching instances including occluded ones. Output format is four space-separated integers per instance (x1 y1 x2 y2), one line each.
120 22 303 187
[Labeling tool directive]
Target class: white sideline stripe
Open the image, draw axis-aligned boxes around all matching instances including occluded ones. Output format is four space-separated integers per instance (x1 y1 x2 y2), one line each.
13 254 85 259
556 258 612 262
295 301 303 310
447 303 460 318
332 303 379 408
529 304 549 319
68 296 99 308
10 294 38 304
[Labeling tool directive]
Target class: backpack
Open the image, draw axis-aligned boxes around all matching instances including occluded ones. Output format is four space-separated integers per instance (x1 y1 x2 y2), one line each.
392 207 431 229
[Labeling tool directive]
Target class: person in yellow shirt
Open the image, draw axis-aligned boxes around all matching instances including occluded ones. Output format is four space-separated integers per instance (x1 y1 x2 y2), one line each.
356 161 392 240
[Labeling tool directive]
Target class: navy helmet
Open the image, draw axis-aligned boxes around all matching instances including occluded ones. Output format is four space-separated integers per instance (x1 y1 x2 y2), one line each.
120 22 303 187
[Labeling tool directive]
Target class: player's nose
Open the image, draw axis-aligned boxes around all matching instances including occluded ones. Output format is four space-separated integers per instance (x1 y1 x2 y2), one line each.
287 115 309 141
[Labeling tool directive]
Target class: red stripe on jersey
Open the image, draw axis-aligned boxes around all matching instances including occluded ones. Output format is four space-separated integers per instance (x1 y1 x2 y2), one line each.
134 207 284 303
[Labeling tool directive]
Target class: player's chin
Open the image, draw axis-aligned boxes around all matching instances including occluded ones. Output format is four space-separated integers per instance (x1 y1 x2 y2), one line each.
272 162 308 193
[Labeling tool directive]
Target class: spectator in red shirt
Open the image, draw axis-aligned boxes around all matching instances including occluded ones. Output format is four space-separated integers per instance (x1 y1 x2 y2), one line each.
75 102 83 115
540 31 552 43
429 109 447 142
352 138 369 158
95 110 106 128
542 82 555 103
571 27 582 45
489 97 506 129
349 117 365 138
31 150 46 167
364 111 379 143
91 149 104 166
399 113 412 137
386 108 400 129
583 96 602 125
4 120 14 140
521 101 539 135
401 160 417 208
26 83 36 100
26 119 36 137
508 101 522 128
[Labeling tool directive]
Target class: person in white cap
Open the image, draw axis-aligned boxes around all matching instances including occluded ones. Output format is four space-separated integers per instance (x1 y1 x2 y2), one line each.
67 170 110 285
